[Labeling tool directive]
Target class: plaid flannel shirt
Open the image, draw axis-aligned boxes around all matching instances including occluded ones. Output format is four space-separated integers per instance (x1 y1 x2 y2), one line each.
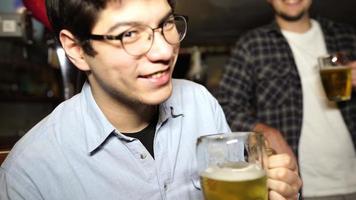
218 17 356 157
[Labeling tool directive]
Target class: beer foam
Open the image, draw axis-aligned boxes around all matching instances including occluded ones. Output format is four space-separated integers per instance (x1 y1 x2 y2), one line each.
201 164 266 181
321 66 350 70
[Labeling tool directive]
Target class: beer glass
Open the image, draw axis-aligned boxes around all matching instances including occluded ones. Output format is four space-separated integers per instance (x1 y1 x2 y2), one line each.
196 132 268 200
318 53 352 101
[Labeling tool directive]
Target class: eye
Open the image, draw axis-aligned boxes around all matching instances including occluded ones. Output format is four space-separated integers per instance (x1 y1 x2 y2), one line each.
163 18 175 31
121 27 146 44
121 25 152 45
122 29 139 40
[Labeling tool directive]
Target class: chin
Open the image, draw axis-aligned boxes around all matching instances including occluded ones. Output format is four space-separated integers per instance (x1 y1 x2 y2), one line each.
143 84 173 105
278 10 306 21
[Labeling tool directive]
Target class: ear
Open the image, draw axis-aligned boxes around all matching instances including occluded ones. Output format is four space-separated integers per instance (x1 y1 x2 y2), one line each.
59 29 90 71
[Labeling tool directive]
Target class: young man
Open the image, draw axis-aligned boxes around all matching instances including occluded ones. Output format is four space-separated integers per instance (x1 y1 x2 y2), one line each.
0 0 301 199
218 0 356 199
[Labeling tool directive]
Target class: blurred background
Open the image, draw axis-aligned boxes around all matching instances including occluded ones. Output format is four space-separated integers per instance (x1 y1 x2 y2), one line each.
0 0 355 149
177 0 356 46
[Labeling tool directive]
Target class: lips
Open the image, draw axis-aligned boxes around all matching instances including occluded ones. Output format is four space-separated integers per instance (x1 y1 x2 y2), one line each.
283 0 301 5
138 67 171 86
141 69 168 79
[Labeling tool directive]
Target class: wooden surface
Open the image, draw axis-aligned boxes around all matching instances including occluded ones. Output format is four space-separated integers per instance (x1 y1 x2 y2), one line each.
0 136 19 149
0 150 10 164
0 136 18 164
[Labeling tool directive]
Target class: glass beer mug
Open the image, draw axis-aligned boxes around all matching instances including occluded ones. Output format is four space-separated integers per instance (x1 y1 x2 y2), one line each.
196 132 268 200
318 52 352 101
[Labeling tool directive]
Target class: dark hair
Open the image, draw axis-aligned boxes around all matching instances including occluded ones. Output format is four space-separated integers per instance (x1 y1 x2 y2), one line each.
46 0 176 56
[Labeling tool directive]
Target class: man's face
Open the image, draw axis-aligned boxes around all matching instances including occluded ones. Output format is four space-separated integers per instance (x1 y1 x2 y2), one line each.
83 0 179 106
267 0 312 22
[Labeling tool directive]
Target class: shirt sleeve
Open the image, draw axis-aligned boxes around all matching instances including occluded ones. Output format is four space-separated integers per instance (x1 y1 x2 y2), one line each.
0 166 43 200
0 167 9 200
213 94 232 134
217 38 258 131
198 82 231 134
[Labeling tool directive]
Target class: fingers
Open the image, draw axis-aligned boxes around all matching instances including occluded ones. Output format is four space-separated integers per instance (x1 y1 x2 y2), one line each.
348 61 356 68
269 190 286 200
269 190 299 200
267 169 301 197
349 61 356 87
268 166 299 186
254 124 302 199
267 154 302 199
352 67 356 87
258 126 297 164
266 147 277 156
268 154 297 172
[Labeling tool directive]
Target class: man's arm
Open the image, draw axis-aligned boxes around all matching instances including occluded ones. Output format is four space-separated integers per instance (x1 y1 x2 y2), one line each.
0 166 43 200
253 123 297 165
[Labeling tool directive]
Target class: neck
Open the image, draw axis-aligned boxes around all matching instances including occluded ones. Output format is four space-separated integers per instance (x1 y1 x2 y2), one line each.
91 87 158 133
104 102 157 133
276 14 312 33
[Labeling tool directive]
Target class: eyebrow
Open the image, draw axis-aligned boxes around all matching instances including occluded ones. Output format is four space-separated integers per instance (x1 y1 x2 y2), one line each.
106 11 173 33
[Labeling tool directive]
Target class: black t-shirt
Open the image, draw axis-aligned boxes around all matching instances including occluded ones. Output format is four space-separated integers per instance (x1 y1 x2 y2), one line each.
122 114 158 158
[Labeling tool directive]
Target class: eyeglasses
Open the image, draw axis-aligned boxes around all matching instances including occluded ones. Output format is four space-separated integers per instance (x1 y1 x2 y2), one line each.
87 14 188 56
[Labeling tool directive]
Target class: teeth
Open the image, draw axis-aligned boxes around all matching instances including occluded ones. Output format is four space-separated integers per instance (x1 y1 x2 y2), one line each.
284 0 299 4
150 71 164 79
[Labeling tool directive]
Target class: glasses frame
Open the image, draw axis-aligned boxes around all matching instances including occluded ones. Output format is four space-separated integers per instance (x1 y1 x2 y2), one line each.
87 14 188 56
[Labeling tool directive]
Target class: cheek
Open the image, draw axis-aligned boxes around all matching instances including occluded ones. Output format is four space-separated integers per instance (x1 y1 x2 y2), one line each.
305 0 312 10
171 46 180 65
105 60 137 84
95 47 136 74
87 52 137 86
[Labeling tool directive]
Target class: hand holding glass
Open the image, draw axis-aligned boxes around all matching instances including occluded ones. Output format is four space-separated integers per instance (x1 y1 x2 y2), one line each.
196 132 268 200
318 53 352 101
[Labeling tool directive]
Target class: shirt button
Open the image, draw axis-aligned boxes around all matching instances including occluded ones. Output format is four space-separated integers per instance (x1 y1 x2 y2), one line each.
140 153 147 159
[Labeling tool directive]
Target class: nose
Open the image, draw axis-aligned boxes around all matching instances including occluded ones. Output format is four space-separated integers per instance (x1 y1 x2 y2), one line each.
145 31 176 61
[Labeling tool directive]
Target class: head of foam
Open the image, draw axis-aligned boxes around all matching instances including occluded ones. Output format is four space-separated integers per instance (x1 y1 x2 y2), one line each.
201 163 266 182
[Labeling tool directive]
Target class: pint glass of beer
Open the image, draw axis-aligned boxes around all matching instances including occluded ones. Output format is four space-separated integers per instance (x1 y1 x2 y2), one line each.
318 53 352 101
196 132 268 200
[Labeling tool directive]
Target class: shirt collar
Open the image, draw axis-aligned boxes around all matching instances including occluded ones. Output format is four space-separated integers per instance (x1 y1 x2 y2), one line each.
81 81 185 153
159 85 184 124
81 82 116 153
264 18 327 35
261 20 282 35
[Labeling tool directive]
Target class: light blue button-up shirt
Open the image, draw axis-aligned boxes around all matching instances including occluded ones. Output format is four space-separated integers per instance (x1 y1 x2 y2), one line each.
0 79 230 200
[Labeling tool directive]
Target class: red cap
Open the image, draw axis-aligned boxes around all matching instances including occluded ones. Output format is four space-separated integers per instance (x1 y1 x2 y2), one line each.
23 0 52 31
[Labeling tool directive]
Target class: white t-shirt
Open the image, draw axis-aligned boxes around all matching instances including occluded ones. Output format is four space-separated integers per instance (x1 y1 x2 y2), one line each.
282 20 356 197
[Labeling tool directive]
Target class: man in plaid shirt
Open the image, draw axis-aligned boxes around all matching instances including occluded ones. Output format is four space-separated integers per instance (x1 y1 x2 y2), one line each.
218 0 356 199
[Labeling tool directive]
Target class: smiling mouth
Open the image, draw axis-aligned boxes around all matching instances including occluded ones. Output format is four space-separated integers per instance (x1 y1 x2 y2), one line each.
141 68 170 79
283 0 301 5
150 71 166 79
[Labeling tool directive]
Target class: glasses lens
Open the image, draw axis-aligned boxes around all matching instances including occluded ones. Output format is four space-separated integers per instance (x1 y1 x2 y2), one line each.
122 25 153 56
120 15 187 56
163 15 187 45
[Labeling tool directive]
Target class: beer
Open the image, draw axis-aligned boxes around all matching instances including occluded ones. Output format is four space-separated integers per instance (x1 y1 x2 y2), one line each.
320 66 352 101
200 162 267 200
